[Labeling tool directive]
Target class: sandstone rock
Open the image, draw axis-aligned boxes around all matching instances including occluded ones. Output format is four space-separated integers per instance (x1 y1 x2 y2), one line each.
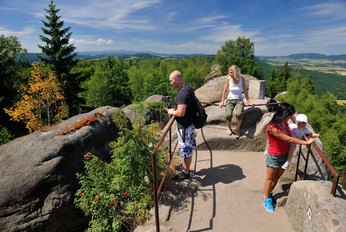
196 75 264 105
0 106 120 232
203 64 222 82
285 181 346 232
195 76 226 104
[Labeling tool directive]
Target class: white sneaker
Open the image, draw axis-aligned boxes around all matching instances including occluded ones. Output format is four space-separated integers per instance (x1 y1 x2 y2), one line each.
281 162 290 169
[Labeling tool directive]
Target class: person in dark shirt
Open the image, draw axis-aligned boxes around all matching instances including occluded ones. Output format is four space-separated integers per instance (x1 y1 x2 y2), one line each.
167 70 196 181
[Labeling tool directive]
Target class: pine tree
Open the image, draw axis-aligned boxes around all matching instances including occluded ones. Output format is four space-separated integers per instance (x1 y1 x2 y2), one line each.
37 0 82 115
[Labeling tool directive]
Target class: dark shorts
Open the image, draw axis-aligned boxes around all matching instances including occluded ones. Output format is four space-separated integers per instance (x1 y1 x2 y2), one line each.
266 153 287 168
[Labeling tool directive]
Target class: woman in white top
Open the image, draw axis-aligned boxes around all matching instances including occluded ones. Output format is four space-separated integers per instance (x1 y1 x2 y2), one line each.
219 65 251 139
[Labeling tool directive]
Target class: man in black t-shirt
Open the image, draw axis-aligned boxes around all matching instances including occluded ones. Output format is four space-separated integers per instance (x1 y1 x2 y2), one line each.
167 70 196 181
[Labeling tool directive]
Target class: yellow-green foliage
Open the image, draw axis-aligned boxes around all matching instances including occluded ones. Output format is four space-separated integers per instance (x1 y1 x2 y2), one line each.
5 63 67 132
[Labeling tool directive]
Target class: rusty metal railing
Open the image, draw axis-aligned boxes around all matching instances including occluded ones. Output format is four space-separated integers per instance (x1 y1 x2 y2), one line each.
151 115 177 232
294 141 340 196
199 100 282 108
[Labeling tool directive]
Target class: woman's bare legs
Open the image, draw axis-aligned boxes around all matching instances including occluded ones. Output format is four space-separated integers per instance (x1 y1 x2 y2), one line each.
236 119 241 136
264 166 285 198
226 119 233 134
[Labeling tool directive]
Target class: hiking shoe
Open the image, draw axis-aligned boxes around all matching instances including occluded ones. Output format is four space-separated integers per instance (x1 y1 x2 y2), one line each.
263 198 275 213
175 164 183 171
281 162 290 170
173 171 190 181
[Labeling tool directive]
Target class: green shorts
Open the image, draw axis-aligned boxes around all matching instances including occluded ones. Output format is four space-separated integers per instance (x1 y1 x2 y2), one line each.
225 99 244 120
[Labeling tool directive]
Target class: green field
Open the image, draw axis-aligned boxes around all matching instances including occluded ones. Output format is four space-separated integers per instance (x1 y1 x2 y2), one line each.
337 100 346 105
258 58 346 99
263 58 346 76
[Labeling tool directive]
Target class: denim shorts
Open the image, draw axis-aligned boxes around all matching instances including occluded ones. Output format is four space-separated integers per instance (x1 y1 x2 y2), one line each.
266 153 287 168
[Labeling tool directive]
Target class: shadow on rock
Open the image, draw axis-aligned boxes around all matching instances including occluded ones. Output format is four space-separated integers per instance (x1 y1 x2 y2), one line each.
240 107 264 138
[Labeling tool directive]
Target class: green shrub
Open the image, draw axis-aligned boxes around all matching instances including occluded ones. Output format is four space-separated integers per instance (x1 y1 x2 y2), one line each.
280 75 346 184
75 109 165 231
0 126 14 145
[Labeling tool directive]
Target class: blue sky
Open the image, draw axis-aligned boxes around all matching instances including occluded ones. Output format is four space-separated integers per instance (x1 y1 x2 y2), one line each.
1 0 346 56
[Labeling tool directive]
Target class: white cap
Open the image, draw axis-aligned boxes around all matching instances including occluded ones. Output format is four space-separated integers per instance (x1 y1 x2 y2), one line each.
296 114 308 123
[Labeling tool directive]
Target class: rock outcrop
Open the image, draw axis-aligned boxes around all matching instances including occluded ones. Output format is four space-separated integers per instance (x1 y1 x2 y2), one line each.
0 96 172 231
0 106 120 232
203 64 222 82
285 181 346 232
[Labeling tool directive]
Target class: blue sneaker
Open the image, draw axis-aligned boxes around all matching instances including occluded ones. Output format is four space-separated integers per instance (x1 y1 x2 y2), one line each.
263 198 275 213
270 192 273 198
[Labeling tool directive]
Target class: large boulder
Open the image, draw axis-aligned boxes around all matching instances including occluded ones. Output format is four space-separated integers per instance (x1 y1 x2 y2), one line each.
285 181 346 232
195 75 226 103
196 75 263 105
0 106 120 232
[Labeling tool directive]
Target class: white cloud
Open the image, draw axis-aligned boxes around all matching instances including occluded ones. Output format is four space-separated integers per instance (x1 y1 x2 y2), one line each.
59 0 161 31
202 24 258 43
300 1 346 19
71 37 114 46
253 25 346 56
305 26 346 45
0 27 34 37
111 38 220 54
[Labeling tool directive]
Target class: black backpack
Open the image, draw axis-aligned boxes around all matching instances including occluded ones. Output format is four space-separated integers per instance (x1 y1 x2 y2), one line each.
188 89 208 129
267 98 278 112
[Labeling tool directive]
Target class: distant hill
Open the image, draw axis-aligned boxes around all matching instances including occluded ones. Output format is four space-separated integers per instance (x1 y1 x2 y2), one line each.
258 53 346 61
29 51 346 63
27 50 209 63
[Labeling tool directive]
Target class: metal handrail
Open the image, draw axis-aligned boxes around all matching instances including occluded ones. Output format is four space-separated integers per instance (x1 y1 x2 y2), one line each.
199 100 281 108
294 141 339 196
151 115 176 232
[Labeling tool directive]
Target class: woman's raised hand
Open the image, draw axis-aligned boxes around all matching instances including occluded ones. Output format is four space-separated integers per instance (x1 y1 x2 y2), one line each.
306 137 315 144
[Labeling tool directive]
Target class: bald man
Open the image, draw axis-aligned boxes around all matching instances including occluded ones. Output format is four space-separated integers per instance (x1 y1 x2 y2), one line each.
167 70 196 181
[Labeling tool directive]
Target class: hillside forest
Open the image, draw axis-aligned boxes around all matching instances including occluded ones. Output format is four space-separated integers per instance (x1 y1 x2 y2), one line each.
0 0 345 231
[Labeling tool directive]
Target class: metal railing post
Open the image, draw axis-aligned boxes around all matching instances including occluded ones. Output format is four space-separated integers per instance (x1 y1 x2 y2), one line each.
169 128 172 160
302 145 311 180
151 151 160 232
295 145 302 181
